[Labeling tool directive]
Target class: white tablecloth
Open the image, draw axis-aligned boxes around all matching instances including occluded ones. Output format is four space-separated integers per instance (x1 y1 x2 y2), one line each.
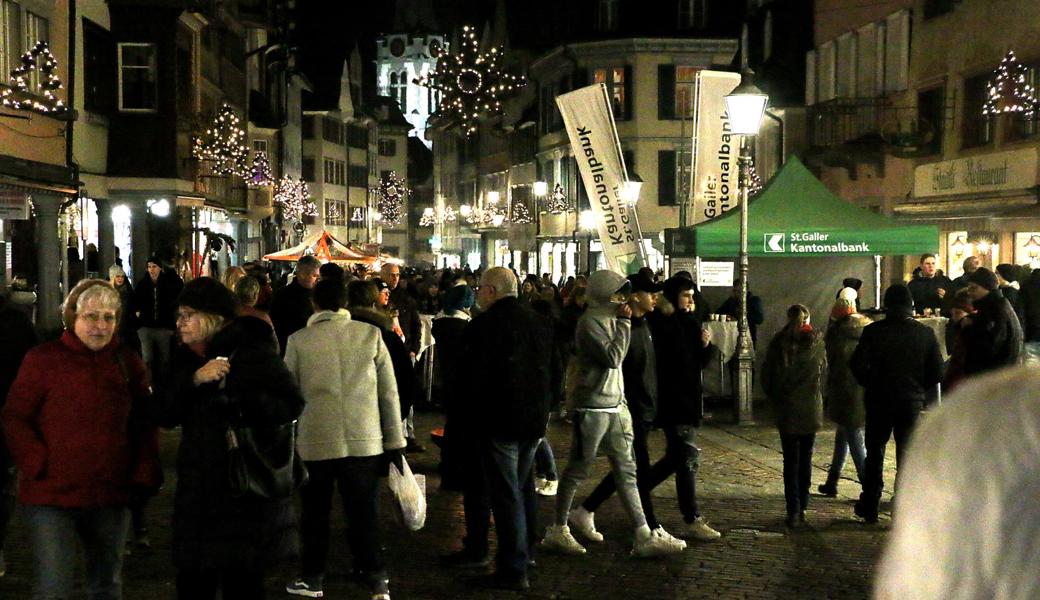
419 314 435 357
916 316 949 361
704 320 739 362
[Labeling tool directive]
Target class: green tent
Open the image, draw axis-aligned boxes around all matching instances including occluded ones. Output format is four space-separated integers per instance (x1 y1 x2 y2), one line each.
679 156 938 258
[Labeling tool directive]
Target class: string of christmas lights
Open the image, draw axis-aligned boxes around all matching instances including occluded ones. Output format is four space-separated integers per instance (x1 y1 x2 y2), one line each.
373 171 408 226
511 200 532 224
192 103 250 177
0 41 71 117
747 159 763 196
247 151 274 187
545 183 568 214
983 50 1038 118
413 25 525 136
274 175 316 221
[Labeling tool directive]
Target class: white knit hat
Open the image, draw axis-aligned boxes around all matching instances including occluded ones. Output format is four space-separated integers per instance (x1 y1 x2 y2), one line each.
838 287 858 302
109 265 126 278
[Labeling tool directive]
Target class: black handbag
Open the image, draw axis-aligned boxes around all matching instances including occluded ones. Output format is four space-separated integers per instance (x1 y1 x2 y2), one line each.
226 419 309 500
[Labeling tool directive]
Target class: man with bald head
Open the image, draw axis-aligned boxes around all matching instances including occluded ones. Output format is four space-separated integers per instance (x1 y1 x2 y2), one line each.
455 267 558 591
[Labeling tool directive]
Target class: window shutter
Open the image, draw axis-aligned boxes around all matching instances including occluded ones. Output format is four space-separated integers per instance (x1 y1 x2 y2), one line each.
623 65 633 120
884 10 909 93
658 64 675 120
805 50 817 105
856 23 879 98
836 33 857 98
658 150 676 206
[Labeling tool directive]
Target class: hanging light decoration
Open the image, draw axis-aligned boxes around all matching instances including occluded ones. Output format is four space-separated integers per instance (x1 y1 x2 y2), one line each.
747 159 764 197
983 50 1038 118
247 151 274 188
0 41 71 117
273 175 316 221
413 25 525 136
545 183 568 214
511 200 532 224
192 103 250 177
373 171 409 226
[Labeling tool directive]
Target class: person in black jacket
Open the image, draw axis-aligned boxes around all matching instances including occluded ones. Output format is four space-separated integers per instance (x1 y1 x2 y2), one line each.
456 267 558 592
995 264 1025 329
850 284 944 523
907 254 953 315
961 267 1024 376
1020 267 1040 363
150 277 305 599
432 284 476 493
133 256 184 384
717 279 764 343
269 256 319 356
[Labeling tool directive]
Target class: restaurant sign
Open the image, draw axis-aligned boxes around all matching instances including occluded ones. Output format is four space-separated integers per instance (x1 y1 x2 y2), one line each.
913 147 1038 198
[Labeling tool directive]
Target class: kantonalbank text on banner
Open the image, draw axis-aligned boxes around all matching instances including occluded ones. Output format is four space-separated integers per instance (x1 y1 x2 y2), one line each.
555 84 645 275
691 70 741 224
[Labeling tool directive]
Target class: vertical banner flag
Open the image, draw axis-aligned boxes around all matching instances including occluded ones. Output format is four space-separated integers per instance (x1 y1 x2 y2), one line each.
556 84 645 275
690 70 741 224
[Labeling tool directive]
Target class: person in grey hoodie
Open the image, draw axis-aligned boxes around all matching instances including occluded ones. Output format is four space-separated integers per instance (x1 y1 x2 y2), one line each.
541 270 685 558
283 278 405 600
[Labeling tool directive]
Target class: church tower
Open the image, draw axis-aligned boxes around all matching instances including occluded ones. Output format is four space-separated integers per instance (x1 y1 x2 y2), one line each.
375 0 445 147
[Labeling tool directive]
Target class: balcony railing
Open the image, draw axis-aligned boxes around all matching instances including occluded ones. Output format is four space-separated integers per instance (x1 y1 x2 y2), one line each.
808 98 897 147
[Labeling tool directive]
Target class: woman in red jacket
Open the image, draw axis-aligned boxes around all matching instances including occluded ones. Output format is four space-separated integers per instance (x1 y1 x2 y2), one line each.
2 279 158 599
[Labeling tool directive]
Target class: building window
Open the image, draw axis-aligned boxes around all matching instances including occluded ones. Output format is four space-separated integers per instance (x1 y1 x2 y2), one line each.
961 74 993 148
597 0 619 32
253 139 268 153
379 138 397 156
0 1 15 78
675 66 698 118
593 67 628 120
924 0 958 19
325 200 346 226
390 70 408 112
658 150 677 206
348 164 367 187
323 159 345 185
347 125 368 149
302 115 315 139
118 43 157 111
678 0 707 29
83 18 116 114
1007 66 1040 142
22 10 48 92
917 86 945 156
322 117 343 144
302 158 316 182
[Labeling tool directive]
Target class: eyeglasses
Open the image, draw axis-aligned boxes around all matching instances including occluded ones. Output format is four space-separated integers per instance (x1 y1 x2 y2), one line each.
176 309 198 323
79 312 117 325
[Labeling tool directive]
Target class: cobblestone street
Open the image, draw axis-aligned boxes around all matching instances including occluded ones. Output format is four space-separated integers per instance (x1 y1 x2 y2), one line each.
0 406 895 599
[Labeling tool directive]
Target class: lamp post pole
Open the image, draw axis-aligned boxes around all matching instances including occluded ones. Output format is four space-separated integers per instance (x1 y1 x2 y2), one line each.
736 135 754 424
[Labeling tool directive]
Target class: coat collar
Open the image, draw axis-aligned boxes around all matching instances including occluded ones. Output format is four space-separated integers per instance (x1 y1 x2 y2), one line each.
60 329 119 355
307 308 351 326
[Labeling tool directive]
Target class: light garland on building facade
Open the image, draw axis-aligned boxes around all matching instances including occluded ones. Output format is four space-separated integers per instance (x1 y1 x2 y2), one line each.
247 151 274 187
192 103 250 177
373 171 408 226
511 200 532 224
983 50 1038 118
413 25 524 136
545 183 568 214
0 41 70 117
419 205 458 227
274 175 316 221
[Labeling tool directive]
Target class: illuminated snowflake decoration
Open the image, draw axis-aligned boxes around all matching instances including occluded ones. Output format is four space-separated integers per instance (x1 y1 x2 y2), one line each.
511 200 532 224
274 175 316 221
545 183 568 214
0 41 71 117
414 25 525 136
247 151 274 188
373 171 408 227
983 50 1038 118
192 103 250 177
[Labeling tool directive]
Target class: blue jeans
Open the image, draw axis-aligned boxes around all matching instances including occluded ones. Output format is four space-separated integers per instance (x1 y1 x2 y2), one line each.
25 505 130 600
480 438 539 580
824 425 866 488
534 437 558 481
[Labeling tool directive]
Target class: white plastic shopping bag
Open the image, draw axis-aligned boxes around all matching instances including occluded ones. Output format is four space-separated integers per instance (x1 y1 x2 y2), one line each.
387 457 427 531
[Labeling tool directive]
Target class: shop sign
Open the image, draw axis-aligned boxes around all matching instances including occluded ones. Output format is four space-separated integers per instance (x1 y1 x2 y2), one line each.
762 231 871 254
0 190 30 219
914 148 1038 198
697 261 734 287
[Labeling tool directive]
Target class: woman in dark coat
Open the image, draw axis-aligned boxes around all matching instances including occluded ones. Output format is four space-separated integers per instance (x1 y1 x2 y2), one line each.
150 277 305 599
762 304 826 528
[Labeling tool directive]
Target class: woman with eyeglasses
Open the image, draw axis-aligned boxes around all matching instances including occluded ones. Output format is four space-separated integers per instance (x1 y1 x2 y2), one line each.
3 279 159 599
151 277 305 599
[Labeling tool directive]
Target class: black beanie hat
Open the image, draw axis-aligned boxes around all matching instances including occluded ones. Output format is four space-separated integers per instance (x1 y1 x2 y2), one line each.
969 267 999 291
995 263 1016 284
177 277 240 321
662 276 694 307
883 284 914 311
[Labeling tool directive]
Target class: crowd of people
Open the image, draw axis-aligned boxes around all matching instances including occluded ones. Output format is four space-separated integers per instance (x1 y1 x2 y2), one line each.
0 249 1033 598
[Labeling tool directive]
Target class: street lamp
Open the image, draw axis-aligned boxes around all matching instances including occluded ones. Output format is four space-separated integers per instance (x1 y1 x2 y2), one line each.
724 67 768 425
533 181 548 197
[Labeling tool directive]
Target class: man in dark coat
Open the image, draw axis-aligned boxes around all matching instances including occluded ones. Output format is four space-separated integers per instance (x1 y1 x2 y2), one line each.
850 284 944 523
1020 268 1040 361
717 279 764 343
133 256 184 384
269 255 319 356
458 267 558 591
961 267 1024 376
381 263 424 453
907 253 952 315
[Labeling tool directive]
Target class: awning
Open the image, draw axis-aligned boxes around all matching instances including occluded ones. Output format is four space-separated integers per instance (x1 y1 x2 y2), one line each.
264 229 378 264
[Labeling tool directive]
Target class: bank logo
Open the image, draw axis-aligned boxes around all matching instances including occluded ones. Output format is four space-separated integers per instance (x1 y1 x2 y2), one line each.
764 233 785 253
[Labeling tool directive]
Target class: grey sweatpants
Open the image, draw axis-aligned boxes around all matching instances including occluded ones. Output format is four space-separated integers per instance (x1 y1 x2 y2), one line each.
555 406 648 531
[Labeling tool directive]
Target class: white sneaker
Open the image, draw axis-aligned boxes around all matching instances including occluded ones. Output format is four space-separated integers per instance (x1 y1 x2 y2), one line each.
568 506 604 542
631 527 686 558
536 479 558 497
683 517 722 541
540 524 587 555
653 526 687 550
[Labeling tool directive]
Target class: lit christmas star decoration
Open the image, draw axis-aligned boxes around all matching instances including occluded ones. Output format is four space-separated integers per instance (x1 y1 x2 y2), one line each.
192 103 250 177
511 200 532 224
413 25 525 136
0 41 71 117
545 183 568 214
373 171 408 226
247 151 274 188
273 176 316 221
983 50 1038 118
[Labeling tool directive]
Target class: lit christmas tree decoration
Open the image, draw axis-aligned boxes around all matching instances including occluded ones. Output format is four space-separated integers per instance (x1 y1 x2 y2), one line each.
413 25 525 136
0 41 71 117
511 200 532 224
373 171 409 226
274 176 316 221
545 183 568 214
247 151 274 187
983 50 1038 118
192 103 250 177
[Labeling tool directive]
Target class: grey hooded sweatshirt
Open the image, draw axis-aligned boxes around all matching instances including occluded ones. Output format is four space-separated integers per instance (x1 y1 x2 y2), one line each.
571 270 632 410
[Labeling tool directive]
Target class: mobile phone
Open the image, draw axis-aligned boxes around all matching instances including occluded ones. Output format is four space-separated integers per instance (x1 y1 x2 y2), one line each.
216 356 229 362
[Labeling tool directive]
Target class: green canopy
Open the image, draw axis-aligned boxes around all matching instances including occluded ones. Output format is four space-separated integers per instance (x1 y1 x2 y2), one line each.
683 156 938 258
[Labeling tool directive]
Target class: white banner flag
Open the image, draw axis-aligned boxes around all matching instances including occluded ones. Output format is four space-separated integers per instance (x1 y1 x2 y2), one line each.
556 84 645 275
690 70 741 224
